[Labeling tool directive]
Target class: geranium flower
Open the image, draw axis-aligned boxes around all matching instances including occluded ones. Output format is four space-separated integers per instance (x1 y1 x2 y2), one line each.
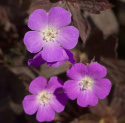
28 48 75 67
22 76 68 122
24 7 79 62
64 62 112 107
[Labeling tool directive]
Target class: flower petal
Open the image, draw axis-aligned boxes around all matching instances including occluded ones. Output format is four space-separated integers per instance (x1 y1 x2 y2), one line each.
64 49 75 64
87 62 107 79
47 48 68 67
29 77 47 94
47 48 75 67
47 61 60 68
93 79 112 99
48 7 71 29
47 76 63 92
28 51 46 67
64 80 80 100
57 26 79 49
28 9 48 31
36 105 55 122
42 41 63 62
22 95 39 115
50 93 68 113
67 63 88 81
77 89 98 107
24 31 43 53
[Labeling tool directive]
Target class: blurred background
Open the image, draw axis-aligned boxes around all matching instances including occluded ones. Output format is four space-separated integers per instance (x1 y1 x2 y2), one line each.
0 0 125 123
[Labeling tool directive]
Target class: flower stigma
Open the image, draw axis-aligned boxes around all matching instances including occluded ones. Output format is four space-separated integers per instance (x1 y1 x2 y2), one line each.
37 90 53 106
42 27 58 42
79 76 93 91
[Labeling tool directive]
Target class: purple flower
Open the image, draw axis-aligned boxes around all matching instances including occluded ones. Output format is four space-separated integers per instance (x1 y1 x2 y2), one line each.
22 76 67 122
28 48 75 68
64 62 112 107
24 7 79 62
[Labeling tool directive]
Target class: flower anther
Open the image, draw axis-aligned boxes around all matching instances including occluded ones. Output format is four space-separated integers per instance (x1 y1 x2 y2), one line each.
79 76 93 90
42 27 58 42
37 90 53 106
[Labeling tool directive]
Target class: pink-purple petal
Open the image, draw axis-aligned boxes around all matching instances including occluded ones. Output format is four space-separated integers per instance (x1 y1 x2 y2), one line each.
24 31 43 53
64 49 75 64
28 9 48 31
22 95 39 115
51 93 68 113
42 42 63 62
57 26 79 49
47 76 63 92
93 79 112 99
77 89 98 107
36 105 55 122
47 48 75 67
64 80 80 100
87 62 107 79
47 61 63 68
29 77 47 94
67 63 88 81
48 7 71 29
28 51 46 67
47 48 68 67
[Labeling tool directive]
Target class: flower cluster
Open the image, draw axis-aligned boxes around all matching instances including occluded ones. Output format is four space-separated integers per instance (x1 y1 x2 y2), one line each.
23 7 112 122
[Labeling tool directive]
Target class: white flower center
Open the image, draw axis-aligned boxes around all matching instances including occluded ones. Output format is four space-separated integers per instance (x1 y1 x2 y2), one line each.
42 27 58 42
79 76 93 91
37 90 53 106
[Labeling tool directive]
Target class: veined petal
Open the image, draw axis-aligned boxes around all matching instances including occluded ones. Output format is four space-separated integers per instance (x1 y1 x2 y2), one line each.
47 48 75 67
28 9 48 31
93 79 112 99
48 7 71 29
47 61 59 68
64 49 75 64
24 31 43 53
87 62 107 79
50 93 68 113
64 80 80 100
42 41 63 62
36 104 55 122
57 26 79 49
47 76 63 92
67 63 88 81
29 77 47 94
77 89 98 107
47 48 68 67
22 95 39 115
28 51 46 67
